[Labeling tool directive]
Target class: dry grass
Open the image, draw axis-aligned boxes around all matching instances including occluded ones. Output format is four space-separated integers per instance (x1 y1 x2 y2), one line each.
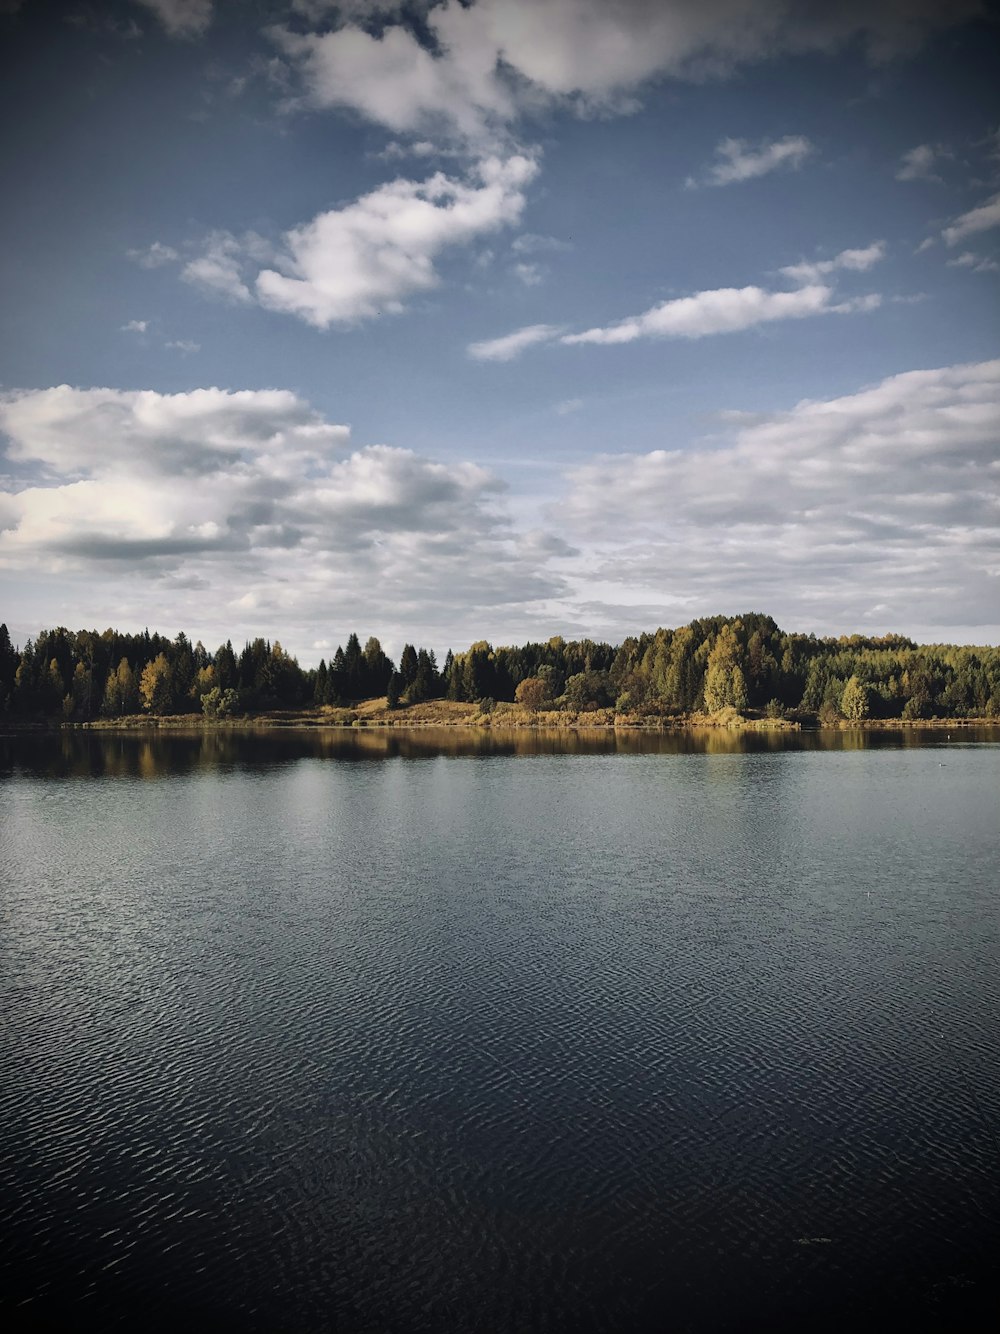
63 700 992 733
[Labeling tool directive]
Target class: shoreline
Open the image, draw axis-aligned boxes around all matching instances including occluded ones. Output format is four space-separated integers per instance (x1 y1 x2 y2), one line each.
3 713 993 735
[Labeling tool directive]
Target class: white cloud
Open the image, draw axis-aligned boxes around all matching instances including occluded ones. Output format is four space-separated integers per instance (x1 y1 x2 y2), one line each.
896 142 948 182
127 241 179 268
0 386 343 480
275 1 980 143
942 193 1000 247
556 359 1000 634
468 323 562 361
132 0 212 39
947 251 1000 273
511 232 572 255
121 319 149 334
255 155 537 328
692 135 813 188
779 240 886 285
562 283 860 346
512 261 543 286
271 4 515 143
0 385 566 653
181 231 257 304
166 339 201 353
472 241 884 358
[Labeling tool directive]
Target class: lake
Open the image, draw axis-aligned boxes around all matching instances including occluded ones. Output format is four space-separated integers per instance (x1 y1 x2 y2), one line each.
2 728 998 1331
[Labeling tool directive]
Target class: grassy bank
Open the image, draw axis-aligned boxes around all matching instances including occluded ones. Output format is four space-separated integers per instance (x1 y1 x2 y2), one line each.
51 698 997 733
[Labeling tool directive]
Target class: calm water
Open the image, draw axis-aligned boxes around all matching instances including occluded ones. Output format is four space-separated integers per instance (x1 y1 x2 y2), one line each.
2 728 998 1332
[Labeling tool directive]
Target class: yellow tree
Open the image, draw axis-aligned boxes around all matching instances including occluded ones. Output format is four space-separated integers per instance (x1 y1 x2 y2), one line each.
140 653 172 714
703 625 748 714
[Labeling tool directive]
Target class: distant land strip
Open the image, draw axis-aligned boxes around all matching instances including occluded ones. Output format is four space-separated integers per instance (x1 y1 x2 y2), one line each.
2 614 998 729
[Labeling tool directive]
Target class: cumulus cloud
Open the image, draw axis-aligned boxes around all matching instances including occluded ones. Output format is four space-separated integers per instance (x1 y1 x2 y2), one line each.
0 385 566 651
468 323 562 361
272 4 516 143
133 0 212 39
255 155 536 327
942 193 1000 247
556 359 1000 633
0 386 344 481
691 135 813 188
275 0 981 143
121 319 149 334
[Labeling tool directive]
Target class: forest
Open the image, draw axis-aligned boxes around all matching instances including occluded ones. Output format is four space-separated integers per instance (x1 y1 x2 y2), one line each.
1 613 999 724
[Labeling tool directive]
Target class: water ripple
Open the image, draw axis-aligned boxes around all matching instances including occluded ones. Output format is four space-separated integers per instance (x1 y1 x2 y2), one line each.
1 739 998 1330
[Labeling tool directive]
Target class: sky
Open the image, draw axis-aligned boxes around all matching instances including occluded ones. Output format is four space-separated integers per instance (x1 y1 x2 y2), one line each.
1 0 998 662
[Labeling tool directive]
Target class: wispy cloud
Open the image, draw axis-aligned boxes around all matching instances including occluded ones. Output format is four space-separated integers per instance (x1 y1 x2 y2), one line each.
470 241 886 357
779 240 886 285
946 250 1000 273
942 193 1000 246
132 0 212 39
689 135 813 188
512 261 543 286
121 319 149 334
127 241 179 269
511 233 572 255
182 232 257 304
895 142 949 183
561 283 874 347
468 323 563 362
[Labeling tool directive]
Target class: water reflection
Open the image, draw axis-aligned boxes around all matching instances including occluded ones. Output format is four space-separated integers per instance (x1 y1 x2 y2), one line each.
2 726 998 1332
2 723 997 779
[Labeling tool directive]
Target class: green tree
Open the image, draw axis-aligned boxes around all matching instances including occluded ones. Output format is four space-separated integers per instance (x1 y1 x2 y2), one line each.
202 686 240 719
386 671 403 709
564 669 612 711
818 677 844 726
215 640 238 691
398 644 418 687
363 636 393 696
409 648 437 703
314 659 329 706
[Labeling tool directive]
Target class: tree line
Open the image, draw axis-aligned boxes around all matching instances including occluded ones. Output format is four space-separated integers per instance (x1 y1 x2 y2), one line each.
2 612 999 723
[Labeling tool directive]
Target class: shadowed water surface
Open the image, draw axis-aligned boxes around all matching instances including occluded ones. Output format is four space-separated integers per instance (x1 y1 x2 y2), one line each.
1 729 998 1331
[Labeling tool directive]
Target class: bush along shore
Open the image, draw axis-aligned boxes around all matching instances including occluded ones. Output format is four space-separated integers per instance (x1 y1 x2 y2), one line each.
2 612 999 730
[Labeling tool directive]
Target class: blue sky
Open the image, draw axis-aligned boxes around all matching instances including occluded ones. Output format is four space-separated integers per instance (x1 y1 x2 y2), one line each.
1 0 998 660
